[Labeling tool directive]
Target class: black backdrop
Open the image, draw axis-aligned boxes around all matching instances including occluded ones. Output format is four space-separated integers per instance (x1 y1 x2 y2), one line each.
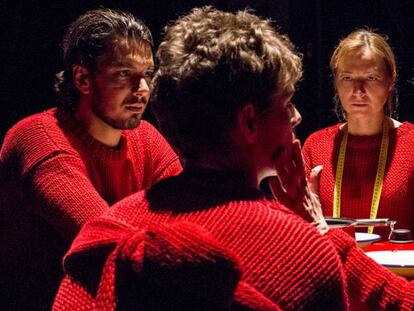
1 0 413 144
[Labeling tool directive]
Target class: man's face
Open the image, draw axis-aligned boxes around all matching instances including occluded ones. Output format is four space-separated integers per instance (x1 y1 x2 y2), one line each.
256 91 301 174
88 40 154 130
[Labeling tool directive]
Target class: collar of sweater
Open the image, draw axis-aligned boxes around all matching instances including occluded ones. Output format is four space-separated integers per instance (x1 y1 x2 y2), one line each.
55 108 128 161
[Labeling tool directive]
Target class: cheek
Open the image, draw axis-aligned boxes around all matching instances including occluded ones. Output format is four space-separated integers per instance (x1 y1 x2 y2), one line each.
367 85 390 101
336 87 350 104
336 83 351 97
335 84 352 102
105 86 130 100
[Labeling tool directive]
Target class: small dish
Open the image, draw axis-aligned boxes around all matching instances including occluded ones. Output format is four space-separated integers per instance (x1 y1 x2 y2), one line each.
355 232 381 249
365 250 414 279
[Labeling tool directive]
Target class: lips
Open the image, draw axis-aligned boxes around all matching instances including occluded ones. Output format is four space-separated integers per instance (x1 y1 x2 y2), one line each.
125 105 144 112
351 101 369 107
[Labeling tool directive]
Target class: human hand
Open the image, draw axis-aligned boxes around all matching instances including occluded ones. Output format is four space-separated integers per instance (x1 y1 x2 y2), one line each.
268 139 306 212
309 165 322 196
305 165 328 234
268 141 328 235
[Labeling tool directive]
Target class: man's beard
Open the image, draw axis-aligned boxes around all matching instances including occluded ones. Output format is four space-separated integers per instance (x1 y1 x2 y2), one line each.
92 98 147 130
97 112 142 130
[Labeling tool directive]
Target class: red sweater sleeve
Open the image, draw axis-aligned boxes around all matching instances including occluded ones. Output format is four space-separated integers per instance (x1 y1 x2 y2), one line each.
1 112 182 242
29 153 109 240
327 229 414 310
0 111 110 241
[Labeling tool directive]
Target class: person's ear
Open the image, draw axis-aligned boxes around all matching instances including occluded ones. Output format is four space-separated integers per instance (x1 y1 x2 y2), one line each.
73 65 91 94
237 103 260 144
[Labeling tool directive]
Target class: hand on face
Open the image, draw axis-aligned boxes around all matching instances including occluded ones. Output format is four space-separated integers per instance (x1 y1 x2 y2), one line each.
268 142 328 235
304 166 328 235
268 139 306 211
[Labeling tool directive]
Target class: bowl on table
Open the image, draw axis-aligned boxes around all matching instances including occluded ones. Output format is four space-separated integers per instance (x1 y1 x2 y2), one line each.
355 232 381 249
364 229 414 279
364 250 414 279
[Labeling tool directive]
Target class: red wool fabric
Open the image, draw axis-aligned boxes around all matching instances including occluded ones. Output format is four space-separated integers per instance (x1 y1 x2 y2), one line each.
326 229 414 311
54 167 414 310
303 122 414 239
53 221 282 311
0 108 182 309
54 167 349 311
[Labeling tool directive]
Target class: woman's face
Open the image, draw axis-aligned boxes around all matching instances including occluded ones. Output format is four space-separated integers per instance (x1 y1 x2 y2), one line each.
335 48 393 119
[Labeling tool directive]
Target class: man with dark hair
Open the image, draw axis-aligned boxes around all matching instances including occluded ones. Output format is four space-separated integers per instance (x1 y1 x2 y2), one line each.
0 8 181 309
54 7 414 311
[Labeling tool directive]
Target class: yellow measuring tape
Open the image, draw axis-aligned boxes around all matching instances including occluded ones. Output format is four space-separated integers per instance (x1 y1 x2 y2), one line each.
333 120 389 234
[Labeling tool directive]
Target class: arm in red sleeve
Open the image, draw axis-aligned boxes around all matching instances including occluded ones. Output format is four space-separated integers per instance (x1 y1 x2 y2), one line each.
327 228 414 310
28 152 109 241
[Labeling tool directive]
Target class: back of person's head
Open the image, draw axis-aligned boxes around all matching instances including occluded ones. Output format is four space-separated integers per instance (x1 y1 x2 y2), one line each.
55 8 153 111
330 29 397 118
152 6 302 161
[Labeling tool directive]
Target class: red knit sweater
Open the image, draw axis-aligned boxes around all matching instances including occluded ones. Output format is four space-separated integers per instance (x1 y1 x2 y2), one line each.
303 122 414 239
54 167 350 310
54 167 414 310
0 108 182 309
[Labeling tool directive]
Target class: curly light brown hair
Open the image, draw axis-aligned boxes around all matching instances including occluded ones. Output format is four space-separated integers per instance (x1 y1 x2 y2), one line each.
152 6 302 161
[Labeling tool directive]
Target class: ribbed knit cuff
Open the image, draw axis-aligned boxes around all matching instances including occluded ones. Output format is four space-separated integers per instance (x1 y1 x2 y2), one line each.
326 228 357 259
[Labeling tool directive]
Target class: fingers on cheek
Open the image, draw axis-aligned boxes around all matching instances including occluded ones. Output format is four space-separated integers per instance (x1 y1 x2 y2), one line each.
273 147 286 168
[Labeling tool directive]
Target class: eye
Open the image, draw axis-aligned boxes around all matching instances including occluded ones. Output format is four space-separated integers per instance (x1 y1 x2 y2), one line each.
144 70 154 79
367 75 377 81
119 70 129 77
143 70 154 84
341 75 352 81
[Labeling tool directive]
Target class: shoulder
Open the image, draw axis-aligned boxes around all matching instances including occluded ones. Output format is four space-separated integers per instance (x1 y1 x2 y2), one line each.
305 124 341 144
303 124 341 150
396 121 414 137
128 120 158 137
3 108 58 141
1 108 65 152
125 120 162 145
391 122 414 152
1 108 79 170
259 199 314 229
125 120 175 157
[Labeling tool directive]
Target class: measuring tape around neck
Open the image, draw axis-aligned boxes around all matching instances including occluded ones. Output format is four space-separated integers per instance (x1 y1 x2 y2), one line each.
333 120 389 234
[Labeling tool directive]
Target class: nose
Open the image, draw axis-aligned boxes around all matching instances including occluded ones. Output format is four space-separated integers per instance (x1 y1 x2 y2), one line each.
290 106 302 128
132 77 150 97
352 79 365 94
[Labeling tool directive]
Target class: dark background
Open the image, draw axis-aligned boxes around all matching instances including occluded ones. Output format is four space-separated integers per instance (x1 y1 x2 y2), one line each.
1 0 414 144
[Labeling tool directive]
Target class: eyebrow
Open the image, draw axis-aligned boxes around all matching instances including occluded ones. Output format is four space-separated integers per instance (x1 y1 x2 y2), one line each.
339 70 382 74
111 59 154 69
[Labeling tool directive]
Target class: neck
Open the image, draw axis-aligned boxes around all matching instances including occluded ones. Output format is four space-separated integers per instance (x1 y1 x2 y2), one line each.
346 113 386 136
75 100 122 147
186 152 260 188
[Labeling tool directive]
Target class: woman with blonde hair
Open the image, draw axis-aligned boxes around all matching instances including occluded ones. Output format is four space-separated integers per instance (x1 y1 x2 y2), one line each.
303 29 414 239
